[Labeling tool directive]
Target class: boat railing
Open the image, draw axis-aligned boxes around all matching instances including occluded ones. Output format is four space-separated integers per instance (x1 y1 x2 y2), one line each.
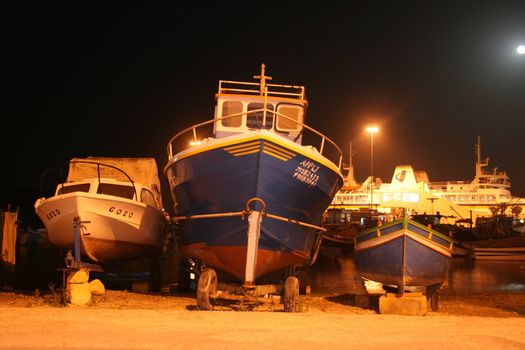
480 168 509 177
218 80 305 100
38 161 138 201
429 180 470 187
69 161 139 201
355 216 454 250
406 218 455 247
166 108 343 170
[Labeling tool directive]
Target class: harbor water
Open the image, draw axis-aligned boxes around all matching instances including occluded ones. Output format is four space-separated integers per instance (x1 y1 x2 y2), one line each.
308 247 525 295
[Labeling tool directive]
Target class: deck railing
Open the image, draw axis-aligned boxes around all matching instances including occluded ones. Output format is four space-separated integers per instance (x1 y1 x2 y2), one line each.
218 80 305 100
166 108 343 170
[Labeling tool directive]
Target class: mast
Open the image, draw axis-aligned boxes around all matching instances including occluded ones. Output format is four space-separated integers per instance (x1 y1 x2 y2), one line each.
475 135 489 179
343 142 358 188
253 63 272 95
476 134 481 164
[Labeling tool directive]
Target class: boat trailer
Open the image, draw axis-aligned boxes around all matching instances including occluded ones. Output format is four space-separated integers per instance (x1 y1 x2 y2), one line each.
173 197 324 312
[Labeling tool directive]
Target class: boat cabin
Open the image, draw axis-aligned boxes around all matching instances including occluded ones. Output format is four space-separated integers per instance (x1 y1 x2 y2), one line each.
55 178 159 209
213 64 308 143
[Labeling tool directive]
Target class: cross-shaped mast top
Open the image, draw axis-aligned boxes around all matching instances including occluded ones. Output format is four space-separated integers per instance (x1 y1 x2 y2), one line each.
253 63 272 95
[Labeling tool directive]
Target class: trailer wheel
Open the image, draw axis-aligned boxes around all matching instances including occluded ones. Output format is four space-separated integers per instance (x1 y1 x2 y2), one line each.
197 268 217 310
283 276 299 312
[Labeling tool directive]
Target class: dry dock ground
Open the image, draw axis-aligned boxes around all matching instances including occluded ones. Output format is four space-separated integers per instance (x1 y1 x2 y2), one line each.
1 290 524 349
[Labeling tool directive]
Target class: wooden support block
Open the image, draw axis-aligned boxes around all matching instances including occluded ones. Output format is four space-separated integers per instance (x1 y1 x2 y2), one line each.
132 281 150 293
379 293 428 316
67 269 89 284
89 279 106 295
69 282 91 305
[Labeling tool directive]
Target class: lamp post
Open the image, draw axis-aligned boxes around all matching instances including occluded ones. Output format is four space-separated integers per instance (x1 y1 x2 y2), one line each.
366 126 379 209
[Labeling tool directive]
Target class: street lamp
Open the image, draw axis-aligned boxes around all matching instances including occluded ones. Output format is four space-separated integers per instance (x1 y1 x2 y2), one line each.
366 126 379 209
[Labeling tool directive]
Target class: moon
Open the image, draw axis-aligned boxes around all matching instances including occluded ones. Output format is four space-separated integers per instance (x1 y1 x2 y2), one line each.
517 45 525 55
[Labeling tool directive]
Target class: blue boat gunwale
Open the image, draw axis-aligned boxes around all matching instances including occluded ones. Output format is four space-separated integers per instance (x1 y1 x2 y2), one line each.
165 132 343 177
355 217 454 250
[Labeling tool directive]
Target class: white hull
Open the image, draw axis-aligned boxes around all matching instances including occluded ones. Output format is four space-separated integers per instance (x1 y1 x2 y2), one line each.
35 192 165 263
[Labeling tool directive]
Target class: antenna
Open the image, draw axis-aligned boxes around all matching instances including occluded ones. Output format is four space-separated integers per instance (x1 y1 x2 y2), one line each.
476 135 481 164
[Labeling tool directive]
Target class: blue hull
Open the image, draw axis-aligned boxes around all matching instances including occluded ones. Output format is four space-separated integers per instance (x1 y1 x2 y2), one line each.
165 135 343 279
354 219 453 289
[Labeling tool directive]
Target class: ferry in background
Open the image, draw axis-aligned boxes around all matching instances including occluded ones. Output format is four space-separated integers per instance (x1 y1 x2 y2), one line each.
427 135 524 222
328 136 525 228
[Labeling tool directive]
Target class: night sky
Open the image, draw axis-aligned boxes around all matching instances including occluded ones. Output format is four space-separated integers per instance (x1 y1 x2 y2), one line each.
3 2 525 224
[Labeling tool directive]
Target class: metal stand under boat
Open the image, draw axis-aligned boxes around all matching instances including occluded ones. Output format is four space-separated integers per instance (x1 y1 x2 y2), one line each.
59 217 104 305
194 197 314 312
244 197 264 285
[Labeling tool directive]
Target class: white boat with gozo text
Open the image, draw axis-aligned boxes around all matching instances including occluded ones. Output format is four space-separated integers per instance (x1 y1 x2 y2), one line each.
34 157 168 264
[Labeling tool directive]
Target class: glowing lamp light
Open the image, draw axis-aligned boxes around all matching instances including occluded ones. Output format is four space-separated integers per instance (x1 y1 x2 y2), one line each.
517 45 525 55
190 140 202 146
366 126 379 134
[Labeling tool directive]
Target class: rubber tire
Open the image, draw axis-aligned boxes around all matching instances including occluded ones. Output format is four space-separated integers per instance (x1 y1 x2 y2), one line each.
283 276 300 312
197 268 217 310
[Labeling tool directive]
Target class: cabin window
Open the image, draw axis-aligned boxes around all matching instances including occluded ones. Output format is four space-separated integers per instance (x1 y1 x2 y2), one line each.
57 183 90 195
221 101 243 127
276 105 303 133
246 103 274 129
98 183 136 199
141 188 157 208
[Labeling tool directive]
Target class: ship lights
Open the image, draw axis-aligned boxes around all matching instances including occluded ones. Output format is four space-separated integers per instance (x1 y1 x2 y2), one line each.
382 191 420 203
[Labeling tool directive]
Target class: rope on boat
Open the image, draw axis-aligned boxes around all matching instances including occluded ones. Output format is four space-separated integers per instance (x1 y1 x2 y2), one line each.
264 212 326 231
171 197 326 232
171 211 245 221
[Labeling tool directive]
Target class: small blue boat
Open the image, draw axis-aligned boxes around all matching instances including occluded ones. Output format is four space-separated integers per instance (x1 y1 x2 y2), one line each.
164 65 343 310
354 212 454 293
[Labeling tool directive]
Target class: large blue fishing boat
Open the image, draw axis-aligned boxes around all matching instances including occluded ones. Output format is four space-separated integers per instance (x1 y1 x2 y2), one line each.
164 64 343 310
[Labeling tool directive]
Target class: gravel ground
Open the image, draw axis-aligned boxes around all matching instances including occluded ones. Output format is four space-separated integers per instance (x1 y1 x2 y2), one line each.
1 289 524 350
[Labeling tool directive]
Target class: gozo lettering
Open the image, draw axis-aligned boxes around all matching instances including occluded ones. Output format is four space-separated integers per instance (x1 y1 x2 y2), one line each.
46 209 61 220
109 206 134 218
